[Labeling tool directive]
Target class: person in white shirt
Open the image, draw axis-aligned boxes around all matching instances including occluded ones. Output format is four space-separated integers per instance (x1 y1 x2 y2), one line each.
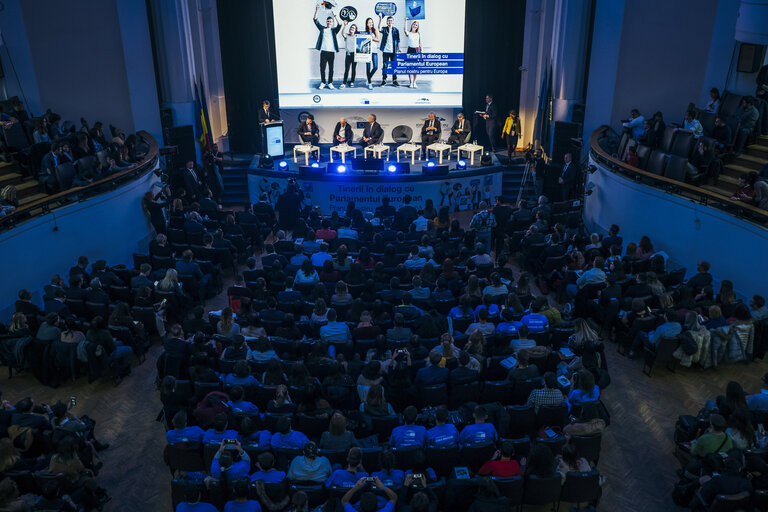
411 211 429 231
622 109 645 139
313 5 342 89
404 18 422 88
677 110 703 139
337 219 358 240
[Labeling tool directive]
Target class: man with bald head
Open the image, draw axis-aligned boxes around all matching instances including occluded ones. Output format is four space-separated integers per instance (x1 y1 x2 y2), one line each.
333 117 353 144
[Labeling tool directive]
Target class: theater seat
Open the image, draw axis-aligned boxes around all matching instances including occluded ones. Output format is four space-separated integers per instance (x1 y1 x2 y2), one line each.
669 131 694 158
719 90 743 117
646 150 669 175
635 144 652 169
659 126 676 153
663 155 689 182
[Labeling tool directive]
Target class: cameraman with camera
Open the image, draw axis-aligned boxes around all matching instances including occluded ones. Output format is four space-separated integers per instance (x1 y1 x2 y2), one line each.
341 475 398 512
524 147 547 199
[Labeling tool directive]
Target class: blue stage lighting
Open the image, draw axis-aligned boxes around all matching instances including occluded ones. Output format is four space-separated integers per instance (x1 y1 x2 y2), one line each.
311 162 320 168
278 160 289 170
387 164 397 173
337 164 347 173
457 160 467 170
426 161 435 168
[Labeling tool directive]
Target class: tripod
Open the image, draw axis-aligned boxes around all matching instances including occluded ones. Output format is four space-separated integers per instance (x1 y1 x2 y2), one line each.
516 160 536 204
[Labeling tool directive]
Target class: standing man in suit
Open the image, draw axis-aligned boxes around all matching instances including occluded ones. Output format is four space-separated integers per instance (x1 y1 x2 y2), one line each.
314 5 342 90
40 142 64 192
183 160 204 201
448 113 470 147
360 114 383 148
378 14 400 87
481 94 498 151
258 100 280 125
333 118 353 145
298 114 320 146
559 153 578 201
421 112 441 156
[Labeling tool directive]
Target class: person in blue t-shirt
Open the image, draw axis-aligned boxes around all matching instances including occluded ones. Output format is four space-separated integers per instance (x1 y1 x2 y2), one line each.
166 411 205 445
250 452 286 483
496 309 522 336
223 480 262 512
223 360 260 387
426 407 459 448
458 406 498 446
389 406 426 448
521 311 549 333
176 488 217 512
211 440 251 481
372 450 405 487
239 417 271 448
326 447 368 488
228 386 259 414
203 413 240 445
270 416 310 449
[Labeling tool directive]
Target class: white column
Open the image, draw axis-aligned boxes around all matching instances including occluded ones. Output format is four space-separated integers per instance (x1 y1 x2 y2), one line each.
149 0 197 130
550 0 592 122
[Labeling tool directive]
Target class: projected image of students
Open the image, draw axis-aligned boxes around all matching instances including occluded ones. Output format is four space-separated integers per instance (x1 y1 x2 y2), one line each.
378 14 400 87
313 4 341 89
340 22 358 88
362 17 380 90
404 18 422 88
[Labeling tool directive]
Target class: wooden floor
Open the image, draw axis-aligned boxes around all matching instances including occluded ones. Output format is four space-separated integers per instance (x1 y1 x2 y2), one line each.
3 319 766 511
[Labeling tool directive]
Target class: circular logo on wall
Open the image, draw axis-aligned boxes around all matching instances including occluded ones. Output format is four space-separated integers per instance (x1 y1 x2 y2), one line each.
340 6 358 21
313 95 321 104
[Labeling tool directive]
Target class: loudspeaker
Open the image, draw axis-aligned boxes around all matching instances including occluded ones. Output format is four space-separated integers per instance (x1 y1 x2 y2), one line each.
737 43 766 73
480 152 493 166
299 164 324 178
384 162 410 174
551 121 582 164
352 157 384 171
422 164 449 176
165 125 195 170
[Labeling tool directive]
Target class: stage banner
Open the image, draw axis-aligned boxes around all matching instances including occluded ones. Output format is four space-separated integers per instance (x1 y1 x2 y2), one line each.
248 170 503 215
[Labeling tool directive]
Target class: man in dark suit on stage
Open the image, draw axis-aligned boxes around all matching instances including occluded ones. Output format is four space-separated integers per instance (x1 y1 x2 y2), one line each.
421 112 441 156
183 160 204 201
258 100 279 124
481 94 497 151
333 117 353 145
448 113 470 147
297 114 320 145
360 114 383 148
558 152 579 201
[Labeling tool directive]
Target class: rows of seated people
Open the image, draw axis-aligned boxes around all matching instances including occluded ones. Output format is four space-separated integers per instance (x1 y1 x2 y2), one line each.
158 335 607 512
612 91 768 208
144 195 613 511
505 206 768 373
0 394 112 511
671 376 768 511
0 99 150 196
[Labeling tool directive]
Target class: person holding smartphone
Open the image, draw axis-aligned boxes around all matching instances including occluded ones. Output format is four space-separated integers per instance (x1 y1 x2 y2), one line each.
341 476 398 512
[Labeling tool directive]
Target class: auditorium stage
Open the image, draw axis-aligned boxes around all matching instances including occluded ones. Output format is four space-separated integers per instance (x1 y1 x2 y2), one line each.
245 143 506 215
